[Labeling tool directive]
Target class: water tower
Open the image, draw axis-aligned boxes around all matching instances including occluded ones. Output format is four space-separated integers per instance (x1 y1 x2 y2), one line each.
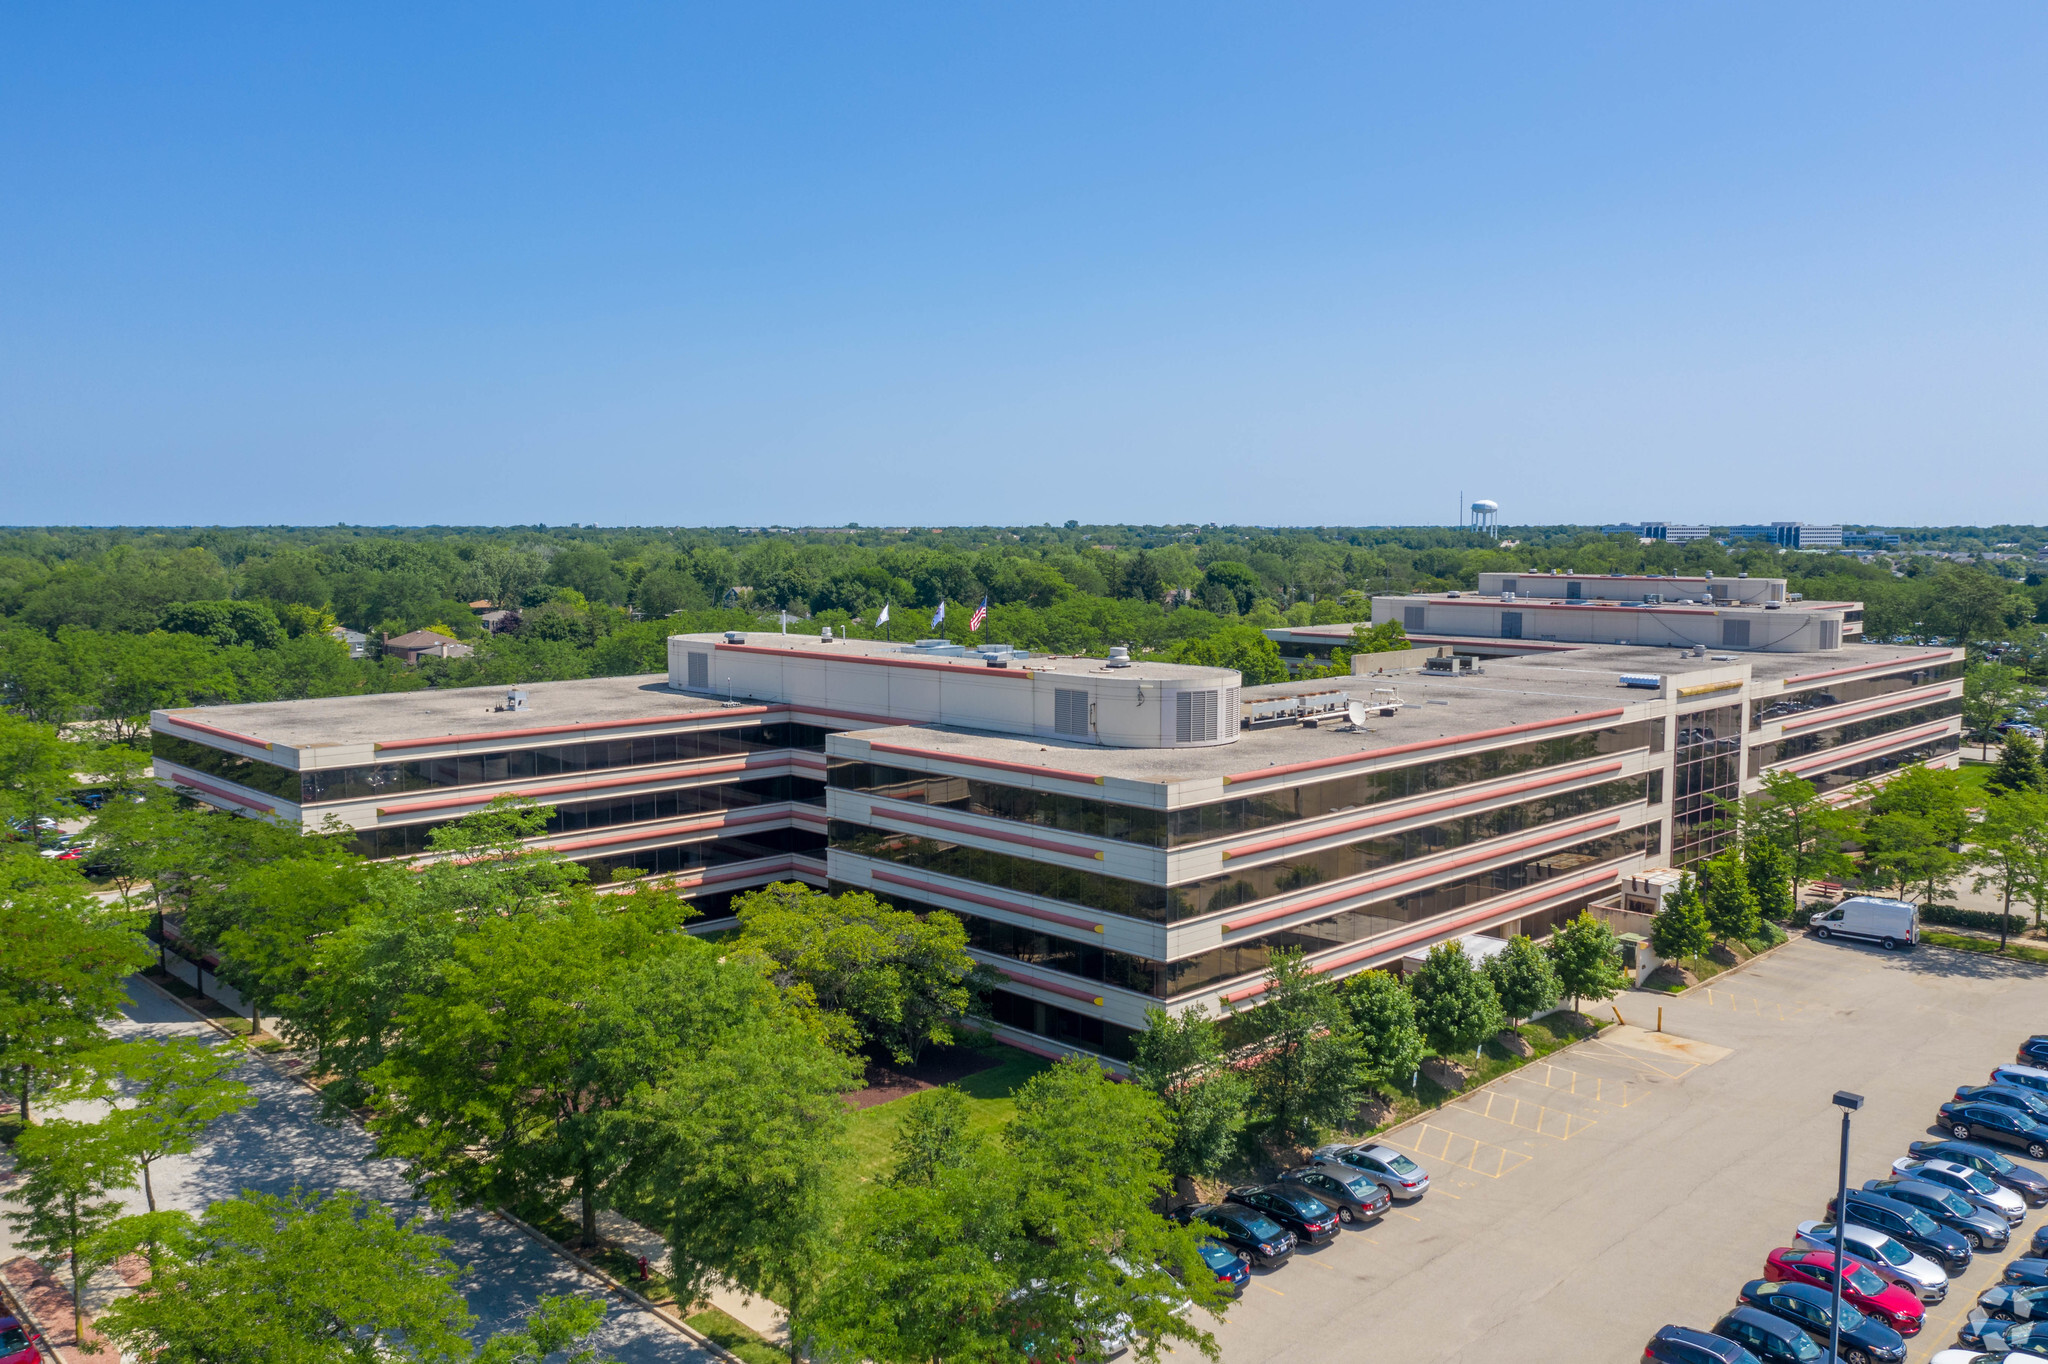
1470 498 1500 539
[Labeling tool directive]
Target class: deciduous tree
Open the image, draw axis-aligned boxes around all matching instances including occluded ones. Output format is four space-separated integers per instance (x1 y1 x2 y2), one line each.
1338 969 1427 1091
2 1117 132 1348
1545 911 1629 1010
1649 875 1712 969
1409 941 1504 1059
1482 935 1560 1028
1701 853 1762 945
96 1035 253 1211
1242 950 1366 1145
1129 1003 1249 1180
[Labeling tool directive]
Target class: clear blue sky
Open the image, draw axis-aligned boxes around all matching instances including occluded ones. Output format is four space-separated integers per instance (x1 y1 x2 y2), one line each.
3 4 2044 528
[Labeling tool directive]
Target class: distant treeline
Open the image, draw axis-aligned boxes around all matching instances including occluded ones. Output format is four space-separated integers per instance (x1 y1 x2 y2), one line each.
2 524 2044 734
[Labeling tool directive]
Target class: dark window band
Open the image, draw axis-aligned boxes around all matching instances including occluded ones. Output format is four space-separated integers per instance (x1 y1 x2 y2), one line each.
1751 660 1964 730
1748 699 1962 778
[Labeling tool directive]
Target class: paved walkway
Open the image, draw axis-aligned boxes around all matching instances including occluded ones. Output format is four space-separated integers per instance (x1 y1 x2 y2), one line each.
0 976 717 1362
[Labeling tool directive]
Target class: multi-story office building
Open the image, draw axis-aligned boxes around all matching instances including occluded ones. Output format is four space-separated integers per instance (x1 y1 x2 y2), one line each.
1602 522 1714 544
1366 572 1864 655
1728 523 1845 550
151 626 1961 1070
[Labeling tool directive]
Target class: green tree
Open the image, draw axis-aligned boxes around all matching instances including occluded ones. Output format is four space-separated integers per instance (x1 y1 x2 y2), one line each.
1964 662 2029 757
1544 911 1629 1010
0 851 152 1119
734 881 991 1065
1348 619 1411 653
0 712 86 840
1740 769 1856 906
1972 790 2048 950
1409 940 1505 1060
92 1187 608 1363
3 1117 133 1348
886 1083 980 1188
196 848 372 1037
1990 732 2047 795
1649 875 1713 968
1744 836 1793 924
1337 969 1427 1090
1701 853 1761 944
1482 934 1561 1027
1243 950 1366 1144
366 888 698 1248
96 1035 254 1211
1129 1003 1250 1180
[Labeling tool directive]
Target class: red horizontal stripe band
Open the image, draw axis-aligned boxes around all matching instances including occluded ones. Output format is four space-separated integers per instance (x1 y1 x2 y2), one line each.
1220 813 1626 933
373 705 778 752
169 772 279 813
875 807 1105 860
865 741 1108 786
714 641 1034 679
1222 864 1621 1002
989 967 1105 1006
164 716 274 751
1775 683 1961 734
1218 761 1624 861
542 806 790 854
867 867 1105 933
1221 708 1629 786
1779 719 1957 776
1781 651 1957 688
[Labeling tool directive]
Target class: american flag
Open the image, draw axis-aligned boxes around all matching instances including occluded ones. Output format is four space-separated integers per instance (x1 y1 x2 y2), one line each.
969 595 988 631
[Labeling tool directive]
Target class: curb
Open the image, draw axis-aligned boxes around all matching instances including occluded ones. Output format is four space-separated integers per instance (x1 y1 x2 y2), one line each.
1630 929 1803 1000
128 973 715 1356
491 1208 743 1364
0 1261 62 1363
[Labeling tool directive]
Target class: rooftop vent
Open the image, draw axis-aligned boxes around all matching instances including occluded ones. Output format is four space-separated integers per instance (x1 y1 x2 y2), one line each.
1619 674 1663 690
500 689 529 711
1105 645 1133 669
820 625 835 642
724 631 746 644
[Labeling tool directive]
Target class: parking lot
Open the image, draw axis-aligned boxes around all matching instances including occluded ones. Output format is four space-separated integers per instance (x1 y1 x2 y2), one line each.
1175 934 2048 1363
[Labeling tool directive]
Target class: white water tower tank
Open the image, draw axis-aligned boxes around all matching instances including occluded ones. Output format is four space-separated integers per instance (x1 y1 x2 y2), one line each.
1470 499 1501 539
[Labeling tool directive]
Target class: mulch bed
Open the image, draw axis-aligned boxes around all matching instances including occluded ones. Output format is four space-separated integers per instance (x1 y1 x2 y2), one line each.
844 1045 1001 1110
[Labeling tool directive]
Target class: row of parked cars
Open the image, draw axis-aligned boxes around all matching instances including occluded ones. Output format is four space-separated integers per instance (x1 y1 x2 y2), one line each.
1644 1041 2048 1363
1168 1143 1431 1294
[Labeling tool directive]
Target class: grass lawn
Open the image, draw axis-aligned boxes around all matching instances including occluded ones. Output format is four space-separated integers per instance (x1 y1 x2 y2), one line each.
845 1049 1052 1185
685 1307 784 1364
1925 930 2048 967
1957 762 1995 798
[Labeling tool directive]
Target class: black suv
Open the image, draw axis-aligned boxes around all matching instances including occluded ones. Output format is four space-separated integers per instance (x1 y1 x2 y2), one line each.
1168 1203 1294 1268
1222 1184 1341 1245
1825 1190 1971 1273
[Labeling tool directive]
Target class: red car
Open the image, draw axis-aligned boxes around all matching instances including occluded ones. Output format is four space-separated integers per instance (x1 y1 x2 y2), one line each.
0 1315 39 1364
1764 1247 1924 1335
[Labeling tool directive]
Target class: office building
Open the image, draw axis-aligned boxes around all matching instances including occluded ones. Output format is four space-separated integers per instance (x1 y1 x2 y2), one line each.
151 624 1960 1070
1727 523 1844 550
1602 522 1713 544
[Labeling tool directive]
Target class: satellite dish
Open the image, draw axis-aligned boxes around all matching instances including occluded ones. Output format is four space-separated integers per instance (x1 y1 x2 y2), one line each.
1347 700 1370 729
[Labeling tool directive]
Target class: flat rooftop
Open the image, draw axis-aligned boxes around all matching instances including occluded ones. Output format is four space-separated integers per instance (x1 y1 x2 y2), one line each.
158 674 721 751
1376 592 1852 615
671 631 1231 683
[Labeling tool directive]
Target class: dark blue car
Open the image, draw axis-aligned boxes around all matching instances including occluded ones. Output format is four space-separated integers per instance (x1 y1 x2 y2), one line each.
1737 1279 1905 1362
1826 1189 1971 1273
2019 1036 2048 1068
2006 1258 2048 1289
1193 1238 1250 1297
1937 1100 2048 1160
1958 1084 2048 1123
1911 1140 2048 1206
1643 1324 1761 1364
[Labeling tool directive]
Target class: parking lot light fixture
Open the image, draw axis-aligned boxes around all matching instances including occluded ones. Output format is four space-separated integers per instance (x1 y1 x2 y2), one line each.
1829 1091 1865 1364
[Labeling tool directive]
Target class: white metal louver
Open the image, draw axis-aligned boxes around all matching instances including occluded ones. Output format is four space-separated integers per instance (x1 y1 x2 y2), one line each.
686 651 709 689
1053 688 1090 736
1174 688 1220 743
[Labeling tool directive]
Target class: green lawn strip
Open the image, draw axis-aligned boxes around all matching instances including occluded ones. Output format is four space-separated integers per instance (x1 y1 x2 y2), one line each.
685 1307 784 1364
1925 931 2048 967
844 1050 1052 1185
1349 1013 1599 1139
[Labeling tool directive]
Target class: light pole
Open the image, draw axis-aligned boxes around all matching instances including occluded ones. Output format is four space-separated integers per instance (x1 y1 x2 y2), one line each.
1829 1090 1864 1363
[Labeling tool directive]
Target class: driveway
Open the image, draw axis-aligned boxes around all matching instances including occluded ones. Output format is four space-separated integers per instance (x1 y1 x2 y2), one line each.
1173 935 2048 1363
0 976 716 1362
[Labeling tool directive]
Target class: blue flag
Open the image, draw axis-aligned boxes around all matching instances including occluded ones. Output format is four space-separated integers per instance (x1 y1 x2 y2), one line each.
930 599 946 629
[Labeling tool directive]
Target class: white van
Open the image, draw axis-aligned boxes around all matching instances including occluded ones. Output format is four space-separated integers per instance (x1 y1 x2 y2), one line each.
1810 896 1919 950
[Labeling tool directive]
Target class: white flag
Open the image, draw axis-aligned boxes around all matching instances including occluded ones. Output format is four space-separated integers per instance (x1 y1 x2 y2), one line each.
876 602 891 626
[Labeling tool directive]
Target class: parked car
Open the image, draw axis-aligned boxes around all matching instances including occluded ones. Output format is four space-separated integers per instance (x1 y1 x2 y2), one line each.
1957 1317 2048 1357
1936 1100 2048 1159
1808 897 1918 949
1859 1178 2010 1251
1308 1142 1430 1200
1643 1324 1762 1363
1192 1239 1250 1298
1992 1065 2048 1101
1764 1247 1925 1335
1824 1191 1971 1272
2004 1259 2048 1289
1926 1354 2002 1364
1222 1184 1340 1246
1978 1282 2048 1321
1956 1084 2048 1123
0 1318 34 1364
1893 1157 2030 1224
2020 1037 2048 1069
1909 1141 2048 1206
1711 1305 1835 1363
1793 1222 1947 1302
1276 1165 1391 1224
1735 1279 1906 1363
1169 1204 1294 1268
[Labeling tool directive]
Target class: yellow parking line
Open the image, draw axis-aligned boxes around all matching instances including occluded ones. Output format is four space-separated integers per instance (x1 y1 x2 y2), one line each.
1510 1061 1641 1108
1258 1284 1284 1296
1455 1088 1596 1141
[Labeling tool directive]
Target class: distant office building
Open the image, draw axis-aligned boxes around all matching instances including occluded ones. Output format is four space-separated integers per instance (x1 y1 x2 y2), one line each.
1727 522 1844 550
1843 530 1902 549
1602 522 1712 544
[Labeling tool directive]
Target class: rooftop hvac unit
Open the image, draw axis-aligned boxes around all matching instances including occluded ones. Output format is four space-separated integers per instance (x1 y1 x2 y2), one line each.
1423 655 1456 672
1619 674 1662 689
724 631 746 643
504 689 528 711
1106 645 1133 668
